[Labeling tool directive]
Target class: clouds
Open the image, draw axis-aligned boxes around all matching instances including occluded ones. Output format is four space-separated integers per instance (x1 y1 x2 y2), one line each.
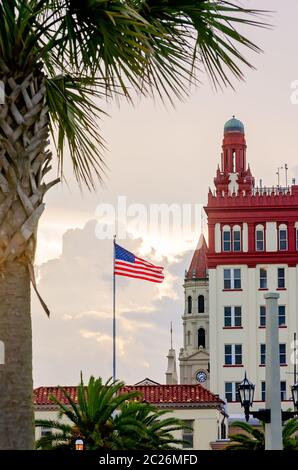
32 220 192 387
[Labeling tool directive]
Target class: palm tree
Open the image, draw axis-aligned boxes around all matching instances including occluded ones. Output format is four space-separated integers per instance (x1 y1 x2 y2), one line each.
35 375 186 450
0 0 267 449
226 419 298 450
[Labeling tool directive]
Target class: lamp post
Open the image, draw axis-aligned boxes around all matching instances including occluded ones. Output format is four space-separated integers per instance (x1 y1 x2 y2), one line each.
75 438 84 451
291 382 298 410
238 373 255 422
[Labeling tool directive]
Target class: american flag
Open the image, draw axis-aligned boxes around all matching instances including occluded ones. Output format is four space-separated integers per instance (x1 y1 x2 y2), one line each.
114 243 164 283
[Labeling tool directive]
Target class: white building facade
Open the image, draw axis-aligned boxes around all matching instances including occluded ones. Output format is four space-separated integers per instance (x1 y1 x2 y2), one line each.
205 117 298 416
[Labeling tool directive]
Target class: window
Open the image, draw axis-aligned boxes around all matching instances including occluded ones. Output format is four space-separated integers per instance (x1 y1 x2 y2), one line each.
187 296 192 314
296 227 298 251
223 268 241 290
198 295 205 313
259 268 267 289
224 344 242 365
187 331 191 346
278 305 286 326
223 226 231 252
40 427 53 449
260 344 286 365
279 224 288 251
233 226 241 252
41 427 52 437
262 382 287 401
260 344 266 365
224 306 242 327
280 344 286 365
198 328 205 348
220 420 227 440
182 420 194 448
259 305 286 327
281 381 287 401
278 268 285 288
259 306 266 327
225 382 241 402
261 381 266 401
256 225 264 251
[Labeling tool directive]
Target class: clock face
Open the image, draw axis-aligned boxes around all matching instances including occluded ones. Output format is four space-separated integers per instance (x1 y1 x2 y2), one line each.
196 371 207 383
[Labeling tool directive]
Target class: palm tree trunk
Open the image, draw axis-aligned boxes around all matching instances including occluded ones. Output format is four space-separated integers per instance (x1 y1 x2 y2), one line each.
0 71 59 448
0 261 34 449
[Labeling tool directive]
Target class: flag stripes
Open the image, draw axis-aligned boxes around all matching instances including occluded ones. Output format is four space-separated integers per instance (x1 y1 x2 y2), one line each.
114 243 164 283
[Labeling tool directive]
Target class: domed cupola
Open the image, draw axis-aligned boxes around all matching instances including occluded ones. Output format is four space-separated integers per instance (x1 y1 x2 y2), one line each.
224 116 245 134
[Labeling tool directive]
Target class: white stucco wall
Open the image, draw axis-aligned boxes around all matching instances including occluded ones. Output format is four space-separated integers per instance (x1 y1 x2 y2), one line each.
209 264 298 416
215 223 221 253
266 222 277 252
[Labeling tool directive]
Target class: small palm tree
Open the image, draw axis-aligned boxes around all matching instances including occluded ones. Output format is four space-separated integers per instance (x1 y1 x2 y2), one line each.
226 419 298 451
35 375 186 450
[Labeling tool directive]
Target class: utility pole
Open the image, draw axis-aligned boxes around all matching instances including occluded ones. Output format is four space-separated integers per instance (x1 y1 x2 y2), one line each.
264 293 283 450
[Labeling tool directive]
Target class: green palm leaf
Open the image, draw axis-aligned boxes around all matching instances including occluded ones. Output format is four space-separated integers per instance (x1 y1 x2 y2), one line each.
0 0 269 187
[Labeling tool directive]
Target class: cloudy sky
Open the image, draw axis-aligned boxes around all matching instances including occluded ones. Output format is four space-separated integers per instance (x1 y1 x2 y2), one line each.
32 1 298 387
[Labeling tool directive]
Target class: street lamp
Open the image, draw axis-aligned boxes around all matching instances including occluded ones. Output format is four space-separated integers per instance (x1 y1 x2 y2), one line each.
75 438 84 450
238 373 255 422
291 382 298 411
238 372 298 424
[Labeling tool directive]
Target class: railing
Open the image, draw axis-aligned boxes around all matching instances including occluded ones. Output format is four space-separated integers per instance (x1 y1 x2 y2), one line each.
252 186 291 196
210 186 293 197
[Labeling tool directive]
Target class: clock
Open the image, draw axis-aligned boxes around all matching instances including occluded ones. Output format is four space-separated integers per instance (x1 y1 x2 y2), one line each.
196 370 207 383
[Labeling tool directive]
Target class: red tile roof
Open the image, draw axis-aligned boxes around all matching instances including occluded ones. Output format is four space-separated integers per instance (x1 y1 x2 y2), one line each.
186 234 208 280
34 386 78 406
34 384 223 407
121 385 223 405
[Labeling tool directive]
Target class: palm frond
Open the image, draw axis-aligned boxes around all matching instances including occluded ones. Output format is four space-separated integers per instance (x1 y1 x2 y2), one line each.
45 74 107 189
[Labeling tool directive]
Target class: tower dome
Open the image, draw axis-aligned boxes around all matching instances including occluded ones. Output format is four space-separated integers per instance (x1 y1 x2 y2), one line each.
224 116 244 134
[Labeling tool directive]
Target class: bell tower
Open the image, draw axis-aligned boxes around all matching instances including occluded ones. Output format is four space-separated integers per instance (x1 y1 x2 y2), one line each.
214 116 254 196
179 235 210 387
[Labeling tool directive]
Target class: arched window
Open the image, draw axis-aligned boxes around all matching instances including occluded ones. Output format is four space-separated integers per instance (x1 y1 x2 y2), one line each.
198 328 206 348
187 331 191 346
222 225 231 252
0 341 4 365
187 296 192 314
198 295 205 313
255 224 264 251
279 224 288 251
233 225 241 252
232 149 236 172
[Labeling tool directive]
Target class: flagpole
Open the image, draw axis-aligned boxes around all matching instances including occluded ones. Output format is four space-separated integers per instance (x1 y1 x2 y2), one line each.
113 235 116 381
